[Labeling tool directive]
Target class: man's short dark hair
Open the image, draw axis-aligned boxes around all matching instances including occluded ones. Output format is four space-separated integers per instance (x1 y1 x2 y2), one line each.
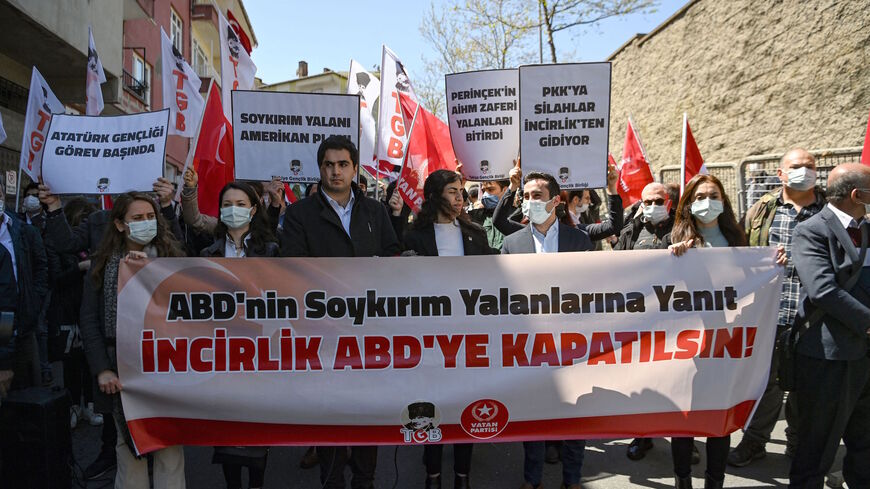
359 174 368 187
523 172 560 200
493 179 510 190
827 169 870 203
24 182 39 195
317 136 359 168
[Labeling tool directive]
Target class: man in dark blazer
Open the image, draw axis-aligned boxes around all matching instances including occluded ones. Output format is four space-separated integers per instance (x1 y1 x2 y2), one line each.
280 136 398 489
789 163 870 488
501 171 589 489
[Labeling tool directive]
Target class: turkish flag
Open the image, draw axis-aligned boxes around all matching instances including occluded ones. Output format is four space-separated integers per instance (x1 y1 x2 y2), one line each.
396 93 457 213
226 10 253 55
617 120 654 208
683 119 707 186
193 85 234 217
861 109 870 166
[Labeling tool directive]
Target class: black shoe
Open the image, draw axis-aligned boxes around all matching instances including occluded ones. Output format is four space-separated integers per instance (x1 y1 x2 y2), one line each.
84 452 116 480
691 444 700 465
727 439 766 467
454 474 470 489
675 476 692 489
545 443 561 464
425 474 441 489
627 437 654 461
300 446 319 469
704 474 724 489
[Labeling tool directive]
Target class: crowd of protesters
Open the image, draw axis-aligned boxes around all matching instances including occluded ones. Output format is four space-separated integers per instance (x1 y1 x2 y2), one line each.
0 137 867 489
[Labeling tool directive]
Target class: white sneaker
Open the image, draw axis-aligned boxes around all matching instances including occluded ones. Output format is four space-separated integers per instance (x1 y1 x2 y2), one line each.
83 403 104 426
70 405 81 430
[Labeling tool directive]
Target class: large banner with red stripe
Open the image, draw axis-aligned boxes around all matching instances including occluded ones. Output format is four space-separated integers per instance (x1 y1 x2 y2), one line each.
117 249 782 455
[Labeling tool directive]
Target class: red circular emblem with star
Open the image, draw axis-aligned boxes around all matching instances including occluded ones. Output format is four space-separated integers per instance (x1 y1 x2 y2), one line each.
460 399 509 440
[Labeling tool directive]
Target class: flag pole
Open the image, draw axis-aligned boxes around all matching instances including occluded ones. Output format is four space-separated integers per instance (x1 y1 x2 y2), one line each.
174 80 212 202
14 168 21 213
680 112 687 196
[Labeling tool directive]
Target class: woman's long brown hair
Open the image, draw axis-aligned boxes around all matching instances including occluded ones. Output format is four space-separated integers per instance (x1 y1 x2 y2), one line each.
90 192 184 288
671 174 746 247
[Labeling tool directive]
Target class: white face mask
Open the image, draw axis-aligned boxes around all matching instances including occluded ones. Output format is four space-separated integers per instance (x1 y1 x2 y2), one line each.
126 219 157 245
23 195 41 213
220 206 253 229
785 167 816 191
642 204 669 224
575 203 589 214
522 197 555 225
690 198 724 224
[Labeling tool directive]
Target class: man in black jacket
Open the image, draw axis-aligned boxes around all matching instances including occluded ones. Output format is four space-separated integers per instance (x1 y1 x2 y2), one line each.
280 136 399 489
0 184 48 397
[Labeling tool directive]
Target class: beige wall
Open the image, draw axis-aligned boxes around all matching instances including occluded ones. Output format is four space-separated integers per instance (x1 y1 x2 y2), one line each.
607 0 870 171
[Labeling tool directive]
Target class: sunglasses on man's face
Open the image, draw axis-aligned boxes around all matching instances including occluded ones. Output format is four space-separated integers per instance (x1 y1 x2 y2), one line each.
642 198 666 206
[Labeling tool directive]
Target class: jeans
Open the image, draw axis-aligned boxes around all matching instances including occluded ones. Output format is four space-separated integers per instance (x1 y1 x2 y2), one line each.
523 440 585 485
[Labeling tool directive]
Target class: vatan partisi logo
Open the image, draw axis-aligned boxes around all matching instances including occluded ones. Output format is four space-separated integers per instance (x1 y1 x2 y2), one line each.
479 160 490 175
559 167 570 184
290 159 302 176
96 177 110 193
400 401 442 443
460 398 509 440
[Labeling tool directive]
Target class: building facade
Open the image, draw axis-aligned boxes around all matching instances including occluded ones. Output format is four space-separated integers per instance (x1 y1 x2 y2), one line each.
607 0 870 171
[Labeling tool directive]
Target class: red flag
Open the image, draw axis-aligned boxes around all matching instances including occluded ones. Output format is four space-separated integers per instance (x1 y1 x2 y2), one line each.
283 183 298 204
617 120 654 208
226 10 253 55
682 117 706 187
861 109 870 166
193 85 234 217
396 93 457 213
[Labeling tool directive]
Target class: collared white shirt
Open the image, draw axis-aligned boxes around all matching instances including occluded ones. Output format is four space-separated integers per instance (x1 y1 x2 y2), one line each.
827 203 861 230
434 220 465 257
0 214 17 281
224 234 250 258
531 222 559 253
324 191 355 236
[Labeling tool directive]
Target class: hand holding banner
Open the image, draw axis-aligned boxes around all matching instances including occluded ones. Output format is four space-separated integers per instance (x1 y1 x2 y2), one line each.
41 110 169 194
519 63 611 189
446 69 519 181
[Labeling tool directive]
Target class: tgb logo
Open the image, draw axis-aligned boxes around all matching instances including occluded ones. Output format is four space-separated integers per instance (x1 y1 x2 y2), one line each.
400 401 442 443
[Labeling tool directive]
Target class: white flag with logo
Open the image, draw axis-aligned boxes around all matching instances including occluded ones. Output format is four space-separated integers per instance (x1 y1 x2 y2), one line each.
218 10 256 122
347 59 380 180
19 66 64 180
86 26 106 116
375 46 417 181
161 28 204 137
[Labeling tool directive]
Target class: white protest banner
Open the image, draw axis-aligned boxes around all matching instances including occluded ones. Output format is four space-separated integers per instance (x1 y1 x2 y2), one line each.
446 69 519 181
117 248 781 454
19 67 65 180
519 63 611 189
41 110 169 194
347 59 381 180
219 10 256 123
161 27 204 137
232 90 359 183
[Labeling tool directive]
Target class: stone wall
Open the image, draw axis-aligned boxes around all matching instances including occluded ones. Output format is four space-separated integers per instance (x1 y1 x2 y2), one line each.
607 0 870 171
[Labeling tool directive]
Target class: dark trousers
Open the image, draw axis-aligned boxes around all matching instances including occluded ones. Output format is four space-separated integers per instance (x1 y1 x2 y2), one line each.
672 436 729 480
523 440 585 486
424 444 473 475
742 333 798 448
63 348 94 406
10 332 39 390
317 446 377 489
790 354 870 489
222 463 265 489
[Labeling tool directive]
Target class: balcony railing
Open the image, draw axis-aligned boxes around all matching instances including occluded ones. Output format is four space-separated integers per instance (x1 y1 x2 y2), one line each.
123 70 149 103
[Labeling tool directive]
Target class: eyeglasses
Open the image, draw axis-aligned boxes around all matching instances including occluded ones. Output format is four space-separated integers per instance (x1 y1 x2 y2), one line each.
642 198 666 206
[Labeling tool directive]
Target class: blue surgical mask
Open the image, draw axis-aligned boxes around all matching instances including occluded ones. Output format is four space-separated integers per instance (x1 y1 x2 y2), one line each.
126 219 157 245
220 206 253 229
481 193 499 209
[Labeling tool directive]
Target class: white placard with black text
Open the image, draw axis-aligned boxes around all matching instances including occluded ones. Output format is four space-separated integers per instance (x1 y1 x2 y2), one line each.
232 91 360 183
519 63 611 189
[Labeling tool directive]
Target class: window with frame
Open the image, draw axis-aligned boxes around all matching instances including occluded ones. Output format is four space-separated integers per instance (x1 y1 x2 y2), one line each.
132 54 152 106
170 8 183 54
192 38 209 78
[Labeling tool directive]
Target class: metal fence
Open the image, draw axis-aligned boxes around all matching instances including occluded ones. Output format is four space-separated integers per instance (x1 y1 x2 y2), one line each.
657 147 864 217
